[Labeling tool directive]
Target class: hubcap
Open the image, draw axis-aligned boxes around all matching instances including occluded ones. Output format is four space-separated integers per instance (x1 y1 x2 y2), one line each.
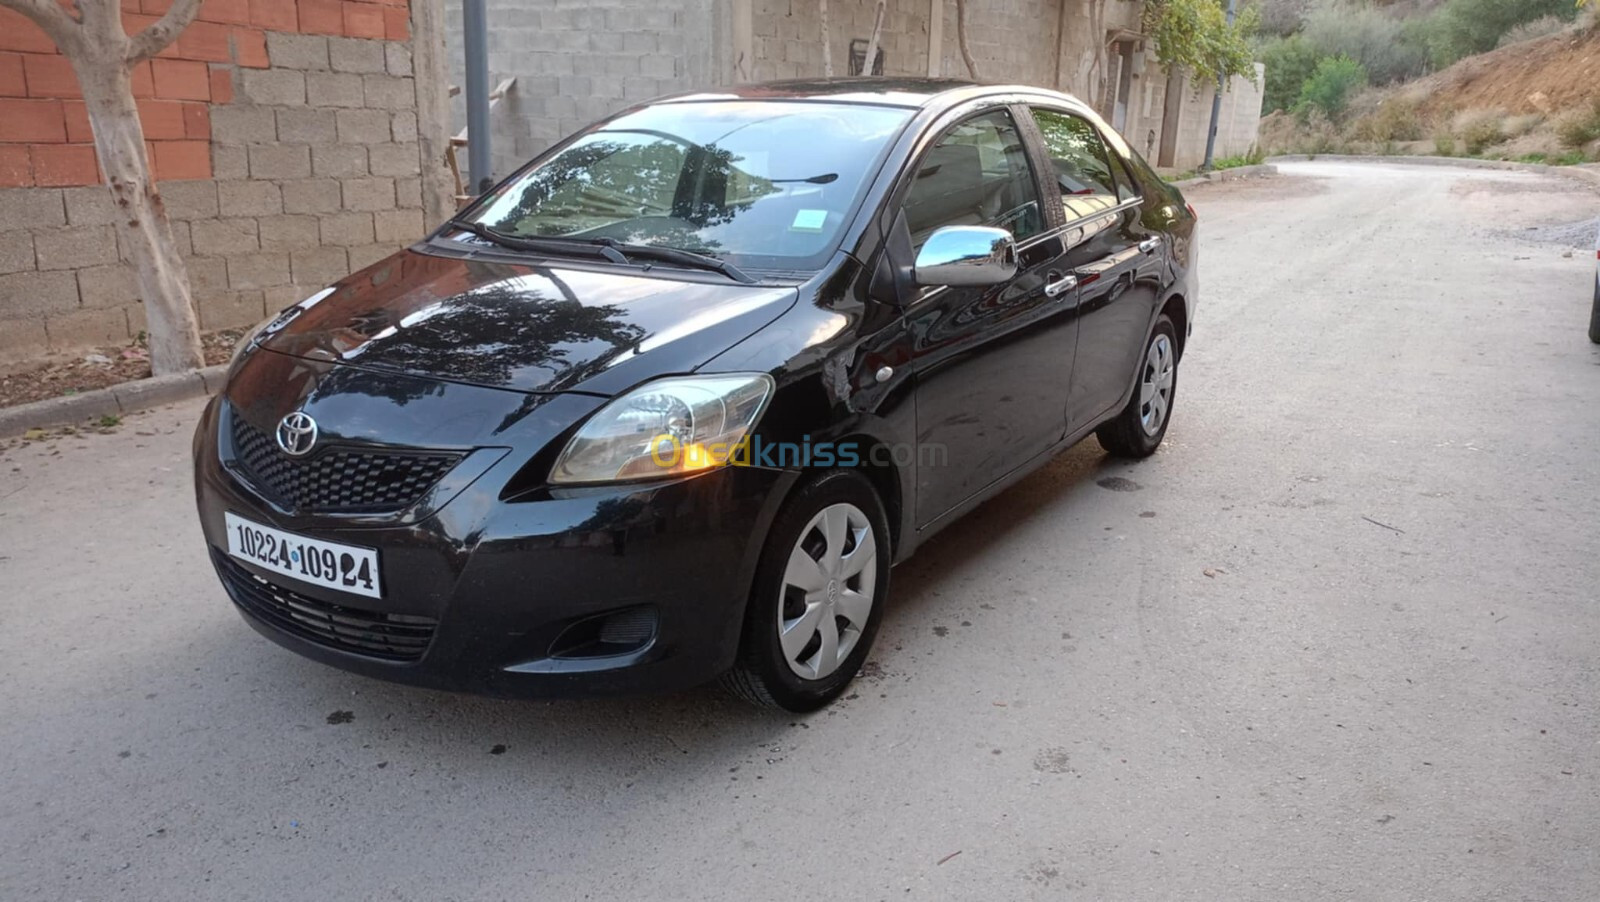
778 502 876 681
1139 334 1175 436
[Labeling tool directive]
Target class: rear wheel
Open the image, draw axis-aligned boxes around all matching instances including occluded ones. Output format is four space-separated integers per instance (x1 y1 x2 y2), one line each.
1097 315 1178 458
721 469 890 712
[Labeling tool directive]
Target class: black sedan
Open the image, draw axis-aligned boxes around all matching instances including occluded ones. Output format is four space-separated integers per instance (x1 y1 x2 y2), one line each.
194 78 1198 712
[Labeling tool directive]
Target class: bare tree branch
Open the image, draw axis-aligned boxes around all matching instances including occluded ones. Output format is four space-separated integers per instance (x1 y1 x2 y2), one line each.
819 0 833 78
862 0 885 77
126 0 203 64
955 0 981 81
0 0 81 51
1052 0 1068 89
1087 0 1107 108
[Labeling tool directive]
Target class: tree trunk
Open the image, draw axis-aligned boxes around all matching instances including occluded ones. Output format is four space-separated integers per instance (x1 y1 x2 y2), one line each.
1053 0 1068 89
77 59 203 373
862 0 886 76
955 0 981 81
0 0 205 375
1087 0 1108 112
820 0 833 78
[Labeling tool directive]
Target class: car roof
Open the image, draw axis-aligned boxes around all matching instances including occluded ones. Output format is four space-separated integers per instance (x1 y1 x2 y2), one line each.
655 77 1085 111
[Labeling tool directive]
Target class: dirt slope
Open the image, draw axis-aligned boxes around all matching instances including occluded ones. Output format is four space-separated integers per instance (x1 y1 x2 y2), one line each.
1400 24 1600 115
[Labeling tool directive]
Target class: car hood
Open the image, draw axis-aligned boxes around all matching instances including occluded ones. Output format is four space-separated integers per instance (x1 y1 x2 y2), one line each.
258 248 798 397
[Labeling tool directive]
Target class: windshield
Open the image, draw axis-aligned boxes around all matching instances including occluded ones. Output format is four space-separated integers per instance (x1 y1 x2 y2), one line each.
463 101 915 272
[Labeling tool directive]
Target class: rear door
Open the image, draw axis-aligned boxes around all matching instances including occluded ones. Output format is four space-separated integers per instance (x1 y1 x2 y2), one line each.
1027 106 1164 429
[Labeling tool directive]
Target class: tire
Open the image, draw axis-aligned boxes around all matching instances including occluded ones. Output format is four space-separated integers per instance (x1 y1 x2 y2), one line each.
1096 315 1179 459
721 469 891 712
1589 278 1600 345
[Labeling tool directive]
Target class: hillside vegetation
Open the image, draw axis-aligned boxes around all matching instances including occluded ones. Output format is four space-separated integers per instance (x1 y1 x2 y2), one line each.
1255 0 1600 163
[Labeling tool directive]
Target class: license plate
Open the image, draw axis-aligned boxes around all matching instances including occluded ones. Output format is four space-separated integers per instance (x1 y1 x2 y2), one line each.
224 512 381 599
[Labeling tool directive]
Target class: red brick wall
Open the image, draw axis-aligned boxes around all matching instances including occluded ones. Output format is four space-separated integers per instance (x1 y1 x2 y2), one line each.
0 0 411 188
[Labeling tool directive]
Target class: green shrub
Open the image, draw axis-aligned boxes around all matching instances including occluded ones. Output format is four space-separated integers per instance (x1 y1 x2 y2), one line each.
1351 98 1426 142
1259 0 1314 36
1554 100 1600 149
1259 34 1322 114
1433 132 1457 156
1300 1 1428 85
1212 146 1268 169
1297 108 1345 154
1296 55 1368 121
1425 0 1579 68
1497 15 1569 47
1458 114 1506 155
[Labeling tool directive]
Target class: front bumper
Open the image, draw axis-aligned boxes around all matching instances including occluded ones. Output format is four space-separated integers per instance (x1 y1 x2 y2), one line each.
193 395 796 698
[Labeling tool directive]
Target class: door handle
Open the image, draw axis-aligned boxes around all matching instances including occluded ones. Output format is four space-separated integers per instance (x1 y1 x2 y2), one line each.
1138 237 1162 254
1043 272 1078 298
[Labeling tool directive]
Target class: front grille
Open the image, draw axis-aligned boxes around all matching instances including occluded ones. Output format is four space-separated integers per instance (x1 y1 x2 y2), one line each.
230 412 462 513
213 550 436 661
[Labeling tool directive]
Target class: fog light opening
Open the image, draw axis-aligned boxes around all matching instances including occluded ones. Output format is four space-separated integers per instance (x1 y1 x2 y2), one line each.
549 606 659 659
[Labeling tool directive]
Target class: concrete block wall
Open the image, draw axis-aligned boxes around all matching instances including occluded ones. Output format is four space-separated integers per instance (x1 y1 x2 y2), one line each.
428 0 1268 229
750 0 929 82
0 0 432 366
1165 63 1267 170
937 0 1058 87
443 0 717 180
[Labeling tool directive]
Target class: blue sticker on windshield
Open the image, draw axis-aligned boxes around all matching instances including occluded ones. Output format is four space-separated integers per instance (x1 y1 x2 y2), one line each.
791 209 828 231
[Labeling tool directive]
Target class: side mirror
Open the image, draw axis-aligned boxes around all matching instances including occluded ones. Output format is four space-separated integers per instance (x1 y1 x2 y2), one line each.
913 225 1018 288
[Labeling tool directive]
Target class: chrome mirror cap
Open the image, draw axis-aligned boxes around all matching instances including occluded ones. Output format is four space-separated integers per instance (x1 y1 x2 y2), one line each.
913 225 1018 288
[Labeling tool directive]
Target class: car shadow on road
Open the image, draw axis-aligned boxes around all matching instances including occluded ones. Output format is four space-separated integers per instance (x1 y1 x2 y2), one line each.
886 439 1132 612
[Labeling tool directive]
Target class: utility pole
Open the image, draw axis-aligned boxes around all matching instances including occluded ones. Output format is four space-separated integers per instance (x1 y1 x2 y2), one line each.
1201 0 1238 171
463 0 493 195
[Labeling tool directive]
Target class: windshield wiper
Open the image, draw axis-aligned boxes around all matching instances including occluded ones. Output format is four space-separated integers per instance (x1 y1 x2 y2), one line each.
448 220 756 284
446 219 629 264
583 238 758 284
770 173 839 184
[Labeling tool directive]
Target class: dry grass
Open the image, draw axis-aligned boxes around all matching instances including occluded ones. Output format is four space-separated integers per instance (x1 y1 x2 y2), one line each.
1397 19 1600 117
1261 87 1598 164
1554 99 1600 148
1454 110 1508 154
1350 97 1427 142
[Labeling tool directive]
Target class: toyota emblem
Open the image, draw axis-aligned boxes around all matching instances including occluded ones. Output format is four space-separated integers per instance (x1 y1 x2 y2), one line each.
276 411 318 457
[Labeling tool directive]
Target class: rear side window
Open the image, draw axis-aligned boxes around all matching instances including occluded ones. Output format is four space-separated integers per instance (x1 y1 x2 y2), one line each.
1030 108 1121 220
902 109 1043 251
1107 151 1140 202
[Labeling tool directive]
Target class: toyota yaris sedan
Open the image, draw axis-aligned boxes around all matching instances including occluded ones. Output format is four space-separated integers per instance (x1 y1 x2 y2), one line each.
194 78 1198 711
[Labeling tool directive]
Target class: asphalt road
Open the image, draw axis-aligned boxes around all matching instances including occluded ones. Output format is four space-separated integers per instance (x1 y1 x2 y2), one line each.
3 160 1598 901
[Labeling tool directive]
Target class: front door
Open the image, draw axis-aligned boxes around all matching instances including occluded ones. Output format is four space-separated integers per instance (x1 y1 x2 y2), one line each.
898 107 1078 527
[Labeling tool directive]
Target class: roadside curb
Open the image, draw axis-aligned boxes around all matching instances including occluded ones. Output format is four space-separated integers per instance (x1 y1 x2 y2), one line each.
1170 163 1278 189
1267 154 1600 189
0 364 226 440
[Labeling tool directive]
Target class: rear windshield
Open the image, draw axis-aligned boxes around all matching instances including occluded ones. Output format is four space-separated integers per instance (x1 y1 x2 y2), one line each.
465 101 914 272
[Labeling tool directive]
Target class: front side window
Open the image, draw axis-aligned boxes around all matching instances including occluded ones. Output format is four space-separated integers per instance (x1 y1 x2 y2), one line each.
467 101 914 271
1031 108 1121 220
902 109 1043 251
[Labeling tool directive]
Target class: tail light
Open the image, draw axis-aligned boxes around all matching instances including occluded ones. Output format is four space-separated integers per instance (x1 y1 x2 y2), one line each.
1186 203 1198 220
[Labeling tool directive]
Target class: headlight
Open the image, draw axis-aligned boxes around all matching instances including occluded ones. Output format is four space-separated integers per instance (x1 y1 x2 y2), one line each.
228 287 335 371
549 373 775 484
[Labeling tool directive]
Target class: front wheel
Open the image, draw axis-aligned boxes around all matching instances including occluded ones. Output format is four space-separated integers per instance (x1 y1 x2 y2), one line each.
1097 315 1178 458
721 469 890 712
